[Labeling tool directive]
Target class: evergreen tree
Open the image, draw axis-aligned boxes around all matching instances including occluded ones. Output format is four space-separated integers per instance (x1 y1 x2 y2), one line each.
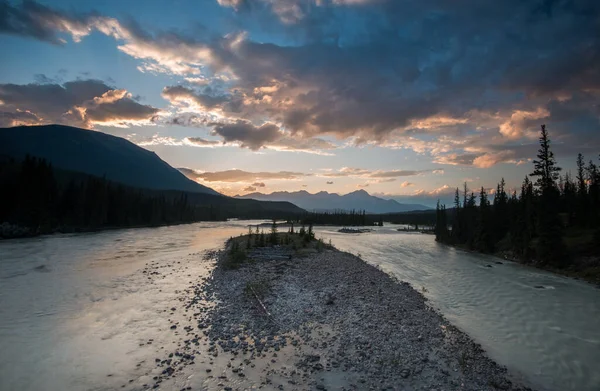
450 188 461 243
270 219 278 245
474 187 494 253
299 225 306 237
575 153 588 226
530 125 566 266
492 178 509 242
435 201 449 242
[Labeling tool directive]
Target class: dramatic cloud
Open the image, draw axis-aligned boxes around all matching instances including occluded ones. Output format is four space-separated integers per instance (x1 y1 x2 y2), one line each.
185 137 221 147
320 167 439 178
0 79 158 128
243 185 256 192
178 168 308 182
3 0 599 165
162 85 229 110
252 182 266 187
211 120 281 150
0 0 92 44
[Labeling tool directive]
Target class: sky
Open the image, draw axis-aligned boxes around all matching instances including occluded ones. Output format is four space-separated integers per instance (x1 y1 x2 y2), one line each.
0 0 599 206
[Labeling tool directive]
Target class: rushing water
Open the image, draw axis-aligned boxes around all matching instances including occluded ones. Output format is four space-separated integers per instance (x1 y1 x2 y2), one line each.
0 222 598 391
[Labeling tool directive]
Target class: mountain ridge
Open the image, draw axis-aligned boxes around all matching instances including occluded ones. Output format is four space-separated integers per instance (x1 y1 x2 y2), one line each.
0 124 219 195
236 189 431 213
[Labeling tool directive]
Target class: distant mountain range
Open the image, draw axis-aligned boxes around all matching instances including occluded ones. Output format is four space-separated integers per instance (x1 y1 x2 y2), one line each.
0 124 219 195
236 190 431 214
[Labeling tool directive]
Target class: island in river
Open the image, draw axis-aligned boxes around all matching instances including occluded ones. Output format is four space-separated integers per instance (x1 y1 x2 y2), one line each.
146 231 533 390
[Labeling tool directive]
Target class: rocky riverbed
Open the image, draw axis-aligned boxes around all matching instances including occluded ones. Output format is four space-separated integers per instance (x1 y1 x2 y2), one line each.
138 240 533 391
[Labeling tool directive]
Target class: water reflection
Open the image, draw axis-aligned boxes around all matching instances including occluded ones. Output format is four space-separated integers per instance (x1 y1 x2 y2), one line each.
314 225 600 391
0 222 598 391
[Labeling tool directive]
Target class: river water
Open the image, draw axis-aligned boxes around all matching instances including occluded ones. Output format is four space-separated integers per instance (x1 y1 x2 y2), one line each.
0 221 598 391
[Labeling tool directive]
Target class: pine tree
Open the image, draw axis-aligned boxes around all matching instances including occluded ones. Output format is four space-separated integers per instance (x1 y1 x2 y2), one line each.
530 125 566 266
435 201 449 242
270 219 278 246
575 153 588 226
451 188 461 243
474 187 494 253
493 178 509 242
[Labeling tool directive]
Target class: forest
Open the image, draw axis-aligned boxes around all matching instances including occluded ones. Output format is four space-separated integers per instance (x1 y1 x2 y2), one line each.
0 156 300 237
435 125 600 275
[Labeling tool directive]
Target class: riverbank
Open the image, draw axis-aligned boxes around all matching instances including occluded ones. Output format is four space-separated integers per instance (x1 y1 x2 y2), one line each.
0 219 224 240
437 240 600 286
152 233 534 390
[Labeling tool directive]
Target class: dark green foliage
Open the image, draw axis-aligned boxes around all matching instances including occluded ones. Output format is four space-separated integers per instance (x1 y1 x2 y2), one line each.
0 156 310 237
298 209 367 226
474 187 494 253
434 201 450 242
225 239 247 269
530 125 566 266
270 220 278 246
510 177 534 258
492 178 509 242
0 155 222 235
435 125 599 269
299 225 306 237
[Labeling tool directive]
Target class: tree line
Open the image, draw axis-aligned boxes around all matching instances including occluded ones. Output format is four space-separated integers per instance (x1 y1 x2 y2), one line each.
435 125 600 268
0 155 223 236
297 209 369 226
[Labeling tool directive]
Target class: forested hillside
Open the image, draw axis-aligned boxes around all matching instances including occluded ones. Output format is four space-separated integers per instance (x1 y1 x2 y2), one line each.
435 125 600 280
0 156 303 237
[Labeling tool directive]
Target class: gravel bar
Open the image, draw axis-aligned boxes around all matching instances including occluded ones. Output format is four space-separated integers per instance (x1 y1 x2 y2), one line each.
148 245 534 391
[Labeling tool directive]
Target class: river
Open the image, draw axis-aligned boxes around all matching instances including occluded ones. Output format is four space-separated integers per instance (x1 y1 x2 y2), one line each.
0 221 598 391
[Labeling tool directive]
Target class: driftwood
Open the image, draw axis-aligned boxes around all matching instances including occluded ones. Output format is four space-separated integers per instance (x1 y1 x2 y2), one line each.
249 286 281 327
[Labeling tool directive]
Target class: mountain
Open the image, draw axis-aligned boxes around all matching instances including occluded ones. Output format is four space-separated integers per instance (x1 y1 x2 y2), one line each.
0 124 219 195
236 189 431 214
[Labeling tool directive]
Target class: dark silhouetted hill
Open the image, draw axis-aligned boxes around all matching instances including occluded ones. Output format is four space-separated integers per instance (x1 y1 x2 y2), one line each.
0 124 219 195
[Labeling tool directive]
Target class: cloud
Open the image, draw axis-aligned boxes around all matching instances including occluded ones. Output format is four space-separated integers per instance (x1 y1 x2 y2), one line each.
472 150 518 168
0 79 158 128
321 167 439 178
0 0 92 44
178 168 308 182
252 182 266 187
137 135 200 147
211 120 281 150
326 181 334 184
499 108 550 139
4 0 599 163
369 170 425 178
243 186 256 192
217 0 377 24
162 85 229 110
184 136 221 147
401 181 414 187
